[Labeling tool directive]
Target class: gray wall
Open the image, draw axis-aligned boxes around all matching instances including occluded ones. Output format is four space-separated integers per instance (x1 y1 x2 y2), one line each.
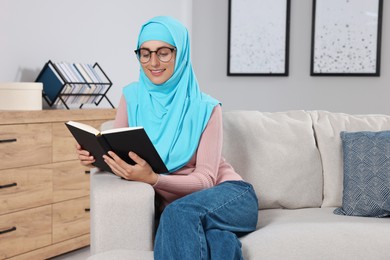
0 0 191 108
1 0 389 114
192 0 390 114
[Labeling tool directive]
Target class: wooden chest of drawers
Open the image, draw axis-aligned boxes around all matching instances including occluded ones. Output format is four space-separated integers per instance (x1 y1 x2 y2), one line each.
0 109 116 259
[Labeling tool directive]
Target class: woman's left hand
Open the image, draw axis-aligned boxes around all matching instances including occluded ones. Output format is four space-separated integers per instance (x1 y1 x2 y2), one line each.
103 151 158 185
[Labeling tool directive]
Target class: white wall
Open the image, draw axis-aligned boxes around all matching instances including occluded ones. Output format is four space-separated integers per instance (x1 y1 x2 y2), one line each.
192 0 390 114
1 0 389 115
0 0 191 108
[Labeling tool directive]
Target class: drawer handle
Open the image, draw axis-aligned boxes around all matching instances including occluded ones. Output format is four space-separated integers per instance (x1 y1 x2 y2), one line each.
0 226 16 235
85 170 90 174
85 208 90 212
0 182 17 189
0 138 17 144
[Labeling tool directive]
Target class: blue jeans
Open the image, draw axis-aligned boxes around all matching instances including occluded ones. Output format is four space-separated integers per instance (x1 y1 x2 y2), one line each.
154 181 258 260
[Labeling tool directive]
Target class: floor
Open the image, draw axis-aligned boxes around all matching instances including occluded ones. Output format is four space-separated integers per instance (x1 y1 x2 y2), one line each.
50 246 91 260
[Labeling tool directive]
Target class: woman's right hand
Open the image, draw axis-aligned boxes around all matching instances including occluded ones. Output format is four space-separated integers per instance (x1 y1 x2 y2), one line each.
76 143 95 168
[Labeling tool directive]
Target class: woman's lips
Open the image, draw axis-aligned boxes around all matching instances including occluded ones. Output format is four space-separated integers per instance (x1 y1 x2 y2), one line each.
150 69 165 76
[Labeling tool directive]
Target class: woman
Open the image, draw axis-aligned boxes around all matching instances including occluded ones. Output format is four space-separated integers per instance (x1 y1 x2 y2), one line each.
77 16 258 260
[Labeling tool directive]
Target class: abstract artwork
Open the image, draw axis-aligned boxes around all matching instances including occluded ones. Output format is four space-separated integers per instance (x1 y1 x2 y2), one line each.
227 0 290 76
311 0 383 76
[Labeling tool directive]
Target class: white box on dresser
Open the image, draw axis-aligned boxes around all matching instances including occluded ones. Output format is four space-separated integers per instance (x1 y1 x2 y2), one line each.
0 83 43 111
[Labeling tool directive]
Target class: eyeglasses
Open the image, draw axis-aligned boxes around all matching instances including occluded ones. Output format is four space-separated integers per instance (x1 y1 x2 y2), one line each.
134 47 176 63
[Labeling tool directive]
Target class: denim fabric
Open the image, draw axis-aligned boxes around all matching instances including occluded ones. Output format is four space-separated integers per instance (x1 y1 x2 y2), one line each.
154 180 258 260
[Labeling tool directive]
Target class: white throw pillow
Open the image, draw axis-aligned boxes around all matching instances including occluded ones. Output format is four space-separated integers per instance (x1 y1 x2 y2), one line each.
222 110 323 209
310 111 390 207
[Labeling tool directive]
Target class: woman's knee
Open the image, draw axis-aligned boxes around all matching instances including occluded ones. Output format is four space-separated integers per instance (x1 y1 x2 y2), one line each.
159 200 201 227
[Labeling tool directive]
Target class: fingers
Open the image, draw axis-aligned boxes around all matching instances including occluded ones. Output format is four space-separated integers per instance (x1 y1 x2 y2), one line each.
103 151 155 184
75 144 95 167
79 155 95 167
103 152 131 179
77 148 93 159
128 151 147 167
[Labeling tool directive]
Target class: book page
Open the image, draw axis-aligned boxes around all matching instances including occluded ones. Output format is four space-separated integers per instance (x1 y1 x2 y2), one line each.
66 121 100 135
101 126 143 135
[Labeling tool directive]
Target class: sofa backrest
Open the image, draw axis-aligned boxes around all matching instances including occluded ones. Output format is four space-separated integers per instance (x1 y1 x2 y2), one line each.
102 110 390 211
309 110 390 207
101 120 115 131
222 110 323 210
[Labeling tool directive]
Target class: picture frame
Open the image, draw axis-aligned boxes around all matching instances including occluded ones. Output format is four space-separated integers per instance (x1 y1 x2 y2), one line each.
227 0 291 76
310 0 383 76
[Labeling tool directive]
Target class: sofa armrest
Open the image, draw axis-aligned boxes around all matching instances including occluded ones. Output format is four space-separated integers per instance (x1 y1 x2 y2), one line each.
90 170 155 254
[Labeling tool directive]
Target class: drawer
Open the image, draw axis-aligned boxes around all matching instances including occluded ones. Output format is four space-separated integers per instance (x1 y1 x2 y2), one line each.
52 196 90 243
0 205 52 259
52 161 90 203
52 120 107 163
0 165 52 215
0 123 52 170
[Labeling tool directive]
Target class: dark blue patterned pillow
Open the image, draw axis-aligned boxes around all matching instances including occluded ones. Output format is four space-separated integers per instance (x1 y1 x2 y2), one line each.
334 131 390 217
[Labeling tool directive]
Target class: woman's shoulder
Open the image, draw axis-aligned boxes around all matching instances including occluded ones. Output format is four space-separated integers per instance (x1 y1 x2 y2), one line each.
211 103 222 115
123 82 140 99
123 82 139 91
201 92 220 107
206 104 222 126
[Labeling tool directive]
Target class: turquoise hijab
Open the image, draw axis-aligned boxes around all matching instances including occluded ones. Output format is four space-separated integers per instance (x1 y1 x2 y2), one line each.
123 16 219 173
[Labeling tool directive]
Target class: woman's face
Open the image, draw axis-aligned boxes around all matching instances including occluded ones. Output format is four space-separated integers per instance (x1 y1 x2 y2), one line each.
139 40 176 85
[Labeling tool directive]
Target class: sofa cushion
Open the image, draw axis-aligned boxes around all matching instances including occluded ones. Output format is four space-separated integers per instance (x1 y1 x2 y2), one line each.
100 120 115 131
334 131 390 217
240 208 390 260
87 249 153 260
310 111 390 207
222 110 323 209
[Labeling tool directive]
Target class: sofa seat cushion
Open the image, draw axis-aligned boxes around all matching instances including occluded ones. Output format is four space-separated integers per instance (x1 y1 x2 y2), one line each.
240 208 390 260
222 110 323 209
310 111 390 207
87 249 153 260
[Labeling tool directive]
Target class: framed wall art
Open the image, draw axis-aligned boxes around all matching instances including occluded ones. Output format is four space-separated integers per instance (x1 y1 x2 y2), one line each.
310 0 383 76
227 0 291 76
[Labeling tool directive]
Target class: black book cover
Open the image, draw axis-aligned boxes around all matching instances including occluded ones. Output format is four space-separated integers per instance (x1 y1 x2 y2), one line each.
65 121 168 174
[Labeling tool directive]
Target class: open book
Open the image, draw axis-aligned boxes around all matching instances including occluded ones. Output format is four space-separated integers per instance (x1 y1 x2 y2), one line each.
65 121 168 174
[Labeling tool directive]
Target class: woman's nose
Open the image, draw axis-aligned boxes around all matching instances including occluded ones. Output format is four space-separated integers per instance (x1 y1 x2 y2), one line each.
150 52 160 66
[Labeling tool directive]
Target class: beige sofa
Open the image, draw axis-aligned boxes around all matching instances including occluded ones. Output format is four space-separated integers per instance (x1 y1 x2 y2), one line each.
88 110 390 260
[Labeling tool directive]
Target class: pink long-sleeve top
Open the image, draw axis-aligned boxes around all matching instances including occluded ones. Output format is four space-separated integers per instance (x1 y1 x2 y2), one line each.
114 95 243 206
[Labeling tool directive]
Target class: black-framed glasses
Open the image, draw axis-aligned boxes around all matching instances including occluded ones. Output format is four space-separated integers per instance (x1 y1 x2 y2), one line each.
134 47 176 63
